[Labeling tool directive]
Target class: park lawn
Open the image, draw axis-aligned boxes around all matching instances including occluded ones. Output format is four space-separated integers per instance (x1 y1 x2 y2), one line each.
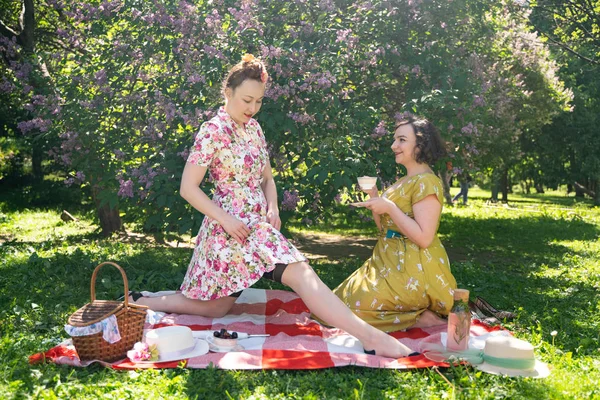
0 182 599 399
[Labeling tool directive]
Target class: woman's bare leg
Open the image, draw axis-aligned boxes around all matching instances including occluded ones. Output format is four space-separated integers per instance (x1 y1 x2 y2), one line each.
281 261 412 358
131 293 237 318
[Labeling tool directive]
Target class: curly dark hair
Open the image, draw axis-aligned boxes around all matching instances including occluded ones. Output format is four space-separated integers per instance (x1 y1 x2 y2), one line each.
395 116 447 165
221 55 269 95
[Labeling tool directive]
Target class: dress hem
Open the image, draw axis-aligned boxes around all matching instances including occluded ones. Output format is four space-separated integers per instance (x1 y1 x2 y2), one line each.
180 255 308 301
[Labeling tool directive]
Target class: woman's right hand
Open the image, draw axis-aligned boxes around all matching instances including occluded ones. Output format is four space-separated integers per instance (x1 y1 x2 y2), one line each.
221 214 251 244
362 186 379 198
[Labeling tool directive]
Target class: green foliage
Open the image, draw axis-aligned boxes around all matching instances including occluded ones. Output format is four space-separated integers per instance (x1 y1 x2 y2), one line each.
1 0 572 233
527 1 600 202
1 187 599 399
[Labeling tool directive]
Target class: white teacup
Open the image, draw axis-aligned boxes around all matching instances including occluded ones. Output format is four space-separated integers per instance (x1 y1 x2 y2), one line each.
357 176 377 190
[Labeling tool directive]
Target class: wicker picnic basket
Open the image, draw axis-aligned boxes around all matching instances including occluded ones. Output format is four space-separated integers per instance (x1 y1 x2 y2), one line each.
67 261 147 362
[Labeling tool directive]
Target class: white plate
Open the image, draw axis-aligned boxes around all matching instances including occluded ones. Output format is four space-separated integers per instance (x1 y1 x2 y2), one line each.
131 339 209 363
206 336 245 353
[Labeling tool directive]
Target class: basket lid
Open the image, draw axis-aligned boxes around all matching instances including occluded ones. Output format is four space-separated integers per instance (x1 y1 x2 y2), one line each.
68 300 125 327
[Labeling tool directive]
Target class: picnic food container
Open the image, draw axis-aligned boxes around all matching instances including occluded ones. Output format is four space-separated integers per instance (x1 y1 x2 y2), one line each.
67 262 147 362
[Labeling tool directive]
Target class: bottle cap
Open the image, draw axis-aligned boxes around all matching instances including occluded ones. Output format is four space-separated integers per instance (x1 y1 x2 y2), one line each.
453 289 469 301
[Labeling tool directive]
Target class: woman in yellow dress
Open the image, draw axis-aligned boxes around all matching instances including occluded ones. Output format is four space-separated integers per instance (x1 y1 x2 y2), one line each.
336 116 457 332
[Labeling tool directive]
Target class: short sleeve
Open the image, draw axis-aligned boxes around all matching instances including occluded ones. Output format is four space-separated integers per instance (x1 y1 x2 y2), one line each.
411 174 443 205
187 121 224 166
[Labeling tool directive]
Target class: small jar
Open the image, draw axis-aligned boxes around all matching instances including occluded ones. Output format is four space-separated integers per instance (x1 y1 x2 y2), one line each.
446 289 471 351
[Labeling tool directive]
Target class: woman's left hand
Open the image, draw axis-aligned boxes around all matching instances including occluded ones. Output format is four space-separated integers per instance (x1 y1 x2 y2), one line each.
351 197 395 215
266 208 281 231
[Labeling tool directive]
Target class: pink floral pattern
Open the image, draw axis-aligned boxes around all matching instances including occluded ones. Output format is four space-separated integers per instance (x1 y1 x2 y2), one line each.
180 107 305 300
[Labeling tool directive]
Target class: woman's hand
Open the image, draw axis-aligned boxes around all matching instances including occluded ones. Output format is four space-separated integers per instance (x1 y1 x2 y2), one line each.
352 197 395 215
362 186 380 198
221 214 251 244
266 208 281 231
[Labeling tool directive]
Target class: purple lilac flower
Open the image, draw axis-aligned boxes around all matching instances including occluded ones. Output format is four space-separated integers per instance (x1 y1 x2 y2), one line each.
371 121 388 138
281 190 300 211
118 179 134 198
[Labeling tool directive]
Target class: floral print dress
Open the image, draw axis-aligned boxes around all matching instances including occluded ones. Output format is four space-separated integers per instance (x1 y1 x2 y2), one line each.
180 107 306 300
332 173 457 332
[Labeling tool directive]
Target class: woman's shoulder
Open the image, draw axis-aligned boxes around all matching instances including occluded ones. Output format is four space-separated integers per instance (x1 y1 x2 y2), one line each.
416 172 442 186
404 172 441 188
405 173 443 200
199 115 233 137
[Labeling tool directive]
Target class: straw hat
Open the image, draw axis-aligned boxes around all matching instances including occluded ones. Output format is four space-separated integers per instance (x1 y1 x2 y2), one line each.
131 326 209 363
474 336 550 378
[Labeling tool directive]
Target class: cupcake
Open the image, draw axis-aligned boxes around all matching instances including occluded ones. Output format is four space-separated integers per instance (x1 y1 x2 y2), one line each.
212 328 239 348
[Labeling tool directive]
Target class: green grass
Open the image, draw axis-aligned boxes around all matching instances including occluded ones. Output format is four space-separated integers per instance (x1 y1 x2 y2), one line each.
1 181 599 399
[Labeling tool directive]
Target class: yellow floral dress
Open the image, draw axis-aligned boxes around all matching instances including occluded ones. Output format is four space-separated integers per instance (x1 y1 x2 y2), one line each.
333 173 457 332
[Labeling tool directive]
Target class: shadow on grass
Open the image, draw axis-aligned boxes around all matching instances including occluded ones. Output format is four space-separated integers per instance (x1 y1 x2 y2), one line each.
0 177 90 213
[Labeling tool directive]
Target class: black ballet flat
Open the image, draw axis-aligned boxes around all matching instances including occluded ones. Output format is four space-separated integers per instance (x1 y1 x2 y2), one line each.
117 291 144 302
364 349 421 357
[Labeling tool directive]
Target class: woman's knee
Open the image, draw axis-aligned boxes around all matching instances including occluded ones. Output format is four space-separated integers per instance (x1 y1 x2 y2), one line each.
280 261 315 287
205 298 236 318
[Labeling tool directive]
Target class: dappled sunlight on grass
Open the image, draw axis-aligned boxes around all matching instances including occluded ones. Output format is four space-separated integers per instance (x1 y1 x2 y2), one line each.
1 188 599 398
0 210 97 244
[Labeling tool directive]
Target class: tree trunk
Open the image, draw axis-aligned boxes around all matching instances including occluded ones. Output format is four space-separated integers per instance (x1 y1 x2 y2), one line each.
32 144 43 180
535 182 544 194
574 181 596 199
491 169 499 202
438 168 453 205
501 168 509 203
92 186 122 237
523 180 530 194
1 0 55 183
574 183 586 198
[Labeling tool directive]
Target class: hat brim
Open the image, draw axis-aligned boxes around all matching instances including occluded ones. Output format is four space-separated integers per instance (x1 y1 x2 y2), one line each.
475 360 550 378
133 339 209 364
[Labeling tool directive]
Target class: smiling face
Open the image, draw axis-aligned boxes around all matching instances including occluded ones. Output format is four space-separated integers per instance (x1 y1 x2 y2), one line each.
391 123 419 166
224 79 265 125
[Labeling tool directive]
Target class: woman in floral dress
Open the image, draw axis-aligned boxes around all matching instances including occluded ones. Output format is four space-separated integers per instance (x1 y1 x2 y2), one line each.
132 55 411 358
334 116 457 332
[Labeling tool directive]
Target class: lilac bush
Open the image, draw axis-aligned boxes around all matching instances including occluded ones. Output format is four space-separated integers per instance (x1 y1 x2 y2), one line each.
0 0 570 234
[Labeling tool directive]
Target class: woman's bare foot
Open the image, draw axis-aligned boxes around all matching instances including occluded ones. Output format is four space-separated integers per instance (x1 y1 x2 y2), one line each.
412 310 447 329
362 330 412 358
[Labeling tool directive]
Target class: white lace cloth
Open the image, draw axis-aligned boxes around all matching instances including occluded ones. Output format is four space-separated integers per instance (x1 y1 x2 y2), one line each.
64 315 121 343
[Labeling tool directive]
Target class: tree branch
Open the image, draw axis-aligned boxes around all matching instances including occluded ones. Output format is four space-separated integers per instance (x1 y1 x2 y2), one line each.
0 18 19 39
574 181 596 197
542 32 600 65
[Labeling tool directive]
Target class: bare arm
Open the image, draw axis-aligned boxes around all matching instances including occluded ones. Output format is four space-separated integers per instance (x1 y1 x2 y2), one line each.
179 162 250 243
261 160 281 230
354 194 441 248
386 195 441 248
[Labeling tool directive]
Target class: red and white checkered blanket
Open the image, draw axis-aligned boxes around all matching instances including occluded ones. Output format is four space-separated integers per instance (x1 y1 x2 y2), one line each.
30 289 504 370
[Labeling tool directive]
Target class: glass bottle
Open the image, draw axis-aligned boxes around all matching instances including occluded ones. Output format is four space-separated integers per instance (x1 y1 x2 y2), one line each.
446 289 471 351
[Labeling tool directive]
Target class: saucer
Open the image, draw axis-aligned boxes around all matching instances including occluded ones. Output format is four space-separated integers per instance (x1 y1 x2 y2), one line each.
206 336 245 353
